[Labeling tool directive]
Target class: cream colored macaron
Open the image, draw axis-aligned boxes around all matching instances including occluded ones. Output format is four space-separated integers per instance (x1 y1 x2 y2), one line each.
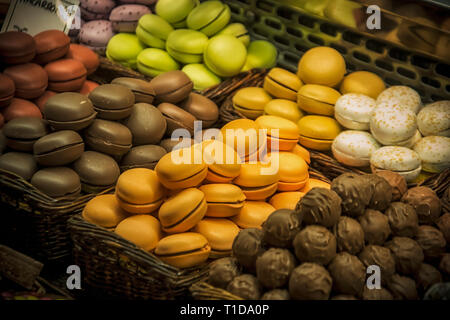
417 101 450 137
376 86 422 114
334 93 376 130
332 130 381 167
413 136 450 173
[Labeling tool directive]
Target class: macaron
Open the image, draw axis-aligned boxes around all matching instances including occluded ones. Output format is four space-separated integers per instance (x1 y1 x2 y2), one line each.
334 93 377 130
84 119 132 156
88 84 135 120
80 0 115 20
155 0 199 28
187 1 230 36
33 91 57 112
297 46 346 87
370 104 417 146
0 31 36 64
241 40 278 72
413 136 450 173
109 4 151 33
159 187 207 233
160 137 195 153
79 20 115 55
269 192 305 210
31 167 81 198
376 86 422 114
256 115 299 151
233 162 279 200
166 29 209 64
270 151 309 191
297 84 341 116
44 59 87 92
123 103 167 146
106 33 145 69
114 215 162 251
120 145 167 171
332 130 381 167
231 201 275 229
154 232 210 268
136 14 174 48
264 99 304 124
417 101 450 137
0 74 15 108
115 168 166 214
297 115 342 151
157 102 197 136
155 145 207 190
111 77 155 104
82 194 128 230
202 139 241 183
232 87 272 120
263 68 303 101
194 218 240 258
180 93 219 128
204 34 247 77
299 178 331 193
33 130 84 166
340 71 385 99
217 22 250 46
291 144 311 164
65 43 100 76
181 64 222 91
136 48 180 77
33 30 70 64
73 151 120 193
150 70 193 104
43 92 96 131
370 146 422 183
3 117 48 152
199 184 245 218
3 63 48 99
0 152 38 181
2 98 42 122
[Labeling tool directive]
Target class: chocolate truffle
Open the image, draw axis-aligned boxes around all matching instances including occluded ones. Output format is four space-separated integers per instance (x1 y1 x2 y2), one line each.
226 274 262 300
0 152 38 181
385 202 419 238
289 263 332 300
401 187 441 225
293 225 336 266
256 248 296 289
359 209 391 245
261 289 290 300
359 245 395 284
330 173 371 217
375 170 407 201
442 186 449 214
437 213 450 243
232 228 265 271
415 263 442 293
328 252 366 297
331 295 358 300
208 257 241 289
295 188 341 227
387 274 418 300
360 174 392 212
362 287 393 300
423 282 450 300
415 225 446 260
385 237 424 275
333 216 365 255
262 209 301 248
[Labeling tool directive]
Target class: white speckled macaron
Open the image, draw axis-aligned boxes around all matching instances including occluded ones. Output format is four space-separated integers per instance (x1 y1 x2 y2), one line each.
376 86 422 114
332 130 381 167
370 146 422 182
370 103 417 146
413 136 450 173
396 129 422 149
417 100 450 137
334 93 376 130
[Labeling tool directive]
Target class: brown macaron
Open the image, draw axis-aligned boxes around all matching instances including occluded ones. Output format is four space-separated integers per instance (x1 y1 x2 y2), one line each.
149 70 193 104
3 117 48 152
111 77 155 104
33 130 84 166
180 93 219 128
157 102 197 136
84 119 132 156
0 31 36 64
120 145 167 171
3 63 48 99
88 84 135 120
65 43 100 75
1 98 42 122
31 167 81 198
0 73 15 108
33 30 70 64
0 152 38 181
44 59 87 92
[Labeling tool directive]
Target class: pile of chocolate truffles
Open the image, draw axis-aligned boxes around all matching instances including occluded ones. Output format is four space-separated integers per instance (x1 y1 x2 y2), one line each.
208 171 449 300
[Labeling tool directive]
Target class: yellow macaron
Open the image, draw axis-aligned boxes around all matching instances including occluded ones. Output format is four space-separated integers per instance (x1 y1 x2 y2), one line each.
297 84 341 116
82 194 129 230
232 87 272 119
263 67 303 101
199 183 246 217
202 139 241 183
269 151 309 191
269 192 305 210
230 201 275 229
297 115 342 151
233 161 279 200
255 115 299 151
114 214 162 252
340 71 385 99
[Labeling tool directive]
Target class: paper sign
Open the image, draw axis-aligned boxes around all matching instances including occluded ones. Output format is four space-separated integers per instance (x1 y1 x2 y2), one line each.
1 0 80 35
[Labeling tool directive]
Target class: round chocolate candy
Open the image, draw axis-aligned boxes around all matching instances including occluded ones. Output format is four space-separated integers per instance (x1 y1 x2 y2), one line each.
330 173 371 217
401 187 441 225
359 174 393 212
88 84 135 120
84 119 132 156
120 145 167 171
289 263 332 300
387 274 418 300
226 274 262 300
362 287 393 300
375 170 407 201
439 254 450 278
293 225 336 266
415 263 442 294
328 252 366 297
333 216 365 255
261 289 290 300
256 248 296 289
3 117 48 152
33 130 84 166
385 202 419 238
415 225 446 260
232 228 265 272
31 167 81 198
295 188 341 227
0 152 38 180
359 245 395 284
331 295 358 300
437 213 450 243
208 257 241 290
358 209 391 245
262 209 301 248
385 237 424 276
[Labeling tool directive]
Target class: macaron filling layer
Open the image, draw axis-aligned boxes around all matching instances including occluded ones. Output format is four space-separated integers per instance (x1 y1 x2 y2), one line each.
47 112 97 127
162 198 206 229
116 192 164 208
267 76 298 94
34 141 84 156
196 6 228 32
161 166 207 183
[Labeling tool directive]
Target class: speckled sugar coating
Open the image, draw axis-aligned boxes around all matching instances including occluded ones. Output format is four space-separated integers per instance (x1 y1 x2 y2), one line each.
417 101 450 137
109 5 152 33
334 93 376 130
370 146 421 182
376 86 422 114
79 20 115 55
332 130 381 167
80 0 115 21
413 136 450 173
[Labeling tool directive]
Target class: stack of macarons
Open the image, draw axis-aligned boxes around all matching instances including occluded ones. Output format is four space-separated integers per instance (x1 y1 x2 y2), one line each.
100 0 277 90
82 117 330 268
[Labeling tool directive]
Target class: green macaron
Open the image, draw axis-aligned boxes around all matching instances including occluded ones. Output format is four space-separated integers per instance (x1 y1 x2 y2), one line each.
217 23 250 47
155 0 199 28
166 29 209 64
204 34 247 77
241 40 278 72
186 1 231 36
137 48 180 77
182 64 222 91
136 14 174 49
106 33 146 70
